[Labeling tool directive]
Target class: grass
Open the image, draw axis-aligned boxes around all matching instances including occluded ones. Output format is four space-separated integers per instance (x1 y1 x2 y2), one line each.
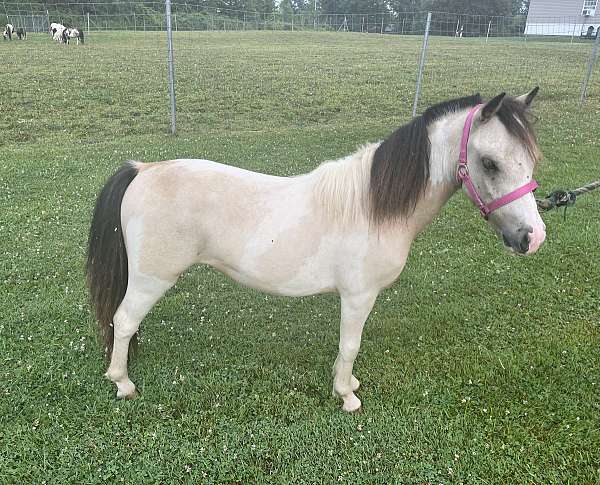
1 31 600 483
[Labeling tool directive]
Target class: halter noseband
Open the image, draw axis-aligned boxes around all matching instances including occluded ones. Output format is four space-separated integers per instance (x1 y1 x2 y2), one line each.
456 104 538 220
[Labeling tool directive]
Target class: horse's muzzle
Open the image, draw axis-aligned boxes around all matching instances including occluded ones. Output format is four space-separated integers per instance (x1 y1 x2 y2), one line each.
502 225 533 255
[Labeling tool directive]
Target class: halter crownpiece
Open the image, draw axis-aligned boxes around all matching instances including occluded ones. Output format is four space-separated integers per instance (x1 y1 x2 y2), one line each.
456 104 538 220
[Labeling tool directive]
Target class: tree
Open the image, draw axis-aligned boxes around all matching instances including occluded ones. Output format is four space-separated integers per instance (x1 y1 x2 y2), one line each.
388 0 427 13
422 0 511 16
279 0 294 20
290 0 313 13
512 0 530 15
319 0 387 14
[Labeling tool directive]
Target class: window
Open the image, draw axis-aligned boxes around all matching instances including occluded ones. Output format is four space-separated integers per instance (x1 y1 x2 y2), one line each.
582 0 598 16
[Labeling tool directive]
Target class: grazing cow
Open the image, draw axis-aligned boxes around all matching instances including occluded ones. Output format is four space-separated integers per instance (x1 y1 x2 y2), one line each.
15 27 26 40
63 27 84 45
3 23 14 40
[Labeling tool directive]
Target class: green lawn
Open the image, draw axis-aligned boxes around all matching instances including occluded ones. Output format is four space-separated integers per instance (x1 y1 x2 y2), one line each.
1 31 599 483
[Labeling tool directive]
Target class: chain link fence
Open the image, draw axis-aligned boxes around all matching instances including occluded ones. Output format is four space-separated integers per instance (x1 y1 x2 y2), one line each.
2 1 598 137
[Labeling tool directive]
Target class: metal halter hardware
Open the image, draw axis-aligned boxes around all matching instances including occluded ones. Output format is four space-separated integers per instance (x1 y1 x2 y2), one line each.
457 104 538 220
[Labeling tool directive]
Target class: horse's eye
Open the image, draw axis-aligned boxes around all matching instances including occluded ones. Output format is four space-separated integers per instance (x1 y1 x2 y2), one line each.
482 158 498 171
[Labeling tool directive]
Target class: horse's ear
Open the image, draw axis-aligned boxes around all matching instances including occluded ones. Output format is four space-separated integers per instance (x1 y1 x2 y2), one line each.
515 86 539 107
480 92 506 122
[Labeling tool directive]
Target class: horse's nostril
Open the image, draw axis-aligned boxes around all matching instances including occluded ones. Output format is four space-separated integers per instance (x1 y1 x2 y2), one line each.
519 232 530 253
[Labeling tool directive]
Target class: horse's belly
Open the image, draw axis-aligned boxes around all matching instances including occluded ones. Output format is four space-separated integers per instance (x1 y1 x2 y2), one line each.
203 221 340 297
209 261 336 297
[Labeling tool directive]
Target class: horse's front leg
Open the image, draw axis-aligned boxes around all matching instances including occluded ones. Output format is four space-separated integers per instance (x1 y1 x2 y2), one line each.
333 292 377 412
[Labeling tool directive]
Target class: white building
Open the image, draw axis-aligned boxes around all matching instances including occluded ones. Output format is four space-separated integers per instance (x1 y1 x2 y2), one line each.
525 0 599 36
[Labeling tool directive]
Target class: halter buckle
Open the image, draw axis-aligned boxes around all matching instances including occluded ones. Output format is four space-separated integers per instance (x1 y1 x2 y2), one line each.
456 164 469 184
479 205 491 219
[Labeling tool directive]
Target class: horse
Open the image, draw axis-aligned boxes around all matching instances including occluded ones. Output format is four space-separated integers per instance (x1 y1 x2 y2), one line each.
3 23 14 40
15 27 26 40
50 22 62 36
50 22 66 42
63 27 84 45
87 89 545 412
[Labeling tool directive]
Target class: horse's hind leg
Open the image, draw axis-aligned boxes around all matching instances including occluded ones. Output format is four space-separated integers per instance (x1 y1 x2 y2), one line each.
105 272 174 398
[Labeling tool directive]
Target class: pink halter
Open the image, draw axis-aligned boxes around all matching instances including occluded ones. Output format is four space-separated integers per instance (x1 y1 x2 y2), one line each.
456 104 538 220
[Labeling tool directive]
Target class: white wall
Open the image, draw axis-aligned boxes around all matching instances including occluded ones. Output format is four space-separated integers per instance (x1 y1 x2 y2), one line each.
525 21 598 36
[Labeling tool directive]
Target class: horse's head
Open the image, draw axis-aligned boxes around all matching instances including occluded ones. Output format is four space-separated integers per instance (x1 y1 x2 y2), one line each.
460 88 545 255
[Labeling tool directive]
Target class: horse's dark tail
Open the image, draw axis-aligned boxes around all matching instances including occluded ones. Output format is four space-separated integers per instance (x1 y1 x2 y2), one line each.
79 29 84 44
86 162 138 359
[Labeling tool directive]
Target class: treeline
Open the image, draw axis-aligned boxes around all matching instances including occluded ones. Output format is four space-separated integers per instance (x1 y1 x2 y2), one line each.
8 0 529 35
33 0 529 17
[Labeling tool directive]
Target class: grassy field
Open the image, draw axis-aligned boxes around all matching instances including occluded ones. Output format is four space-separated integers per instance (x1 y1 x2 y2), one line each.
1 31 599 483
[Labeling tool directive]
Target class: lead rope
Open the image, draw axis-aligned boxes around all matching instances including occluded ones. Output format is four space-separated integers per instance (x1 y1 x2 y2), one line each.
536 180 600 220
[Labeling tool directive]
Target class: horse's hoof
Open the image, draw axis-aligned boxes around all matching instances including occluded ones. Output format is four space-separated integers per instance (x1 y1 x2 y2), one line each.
115 380 138 399
341 393 362 413
124 389 139 400
117 388 139 399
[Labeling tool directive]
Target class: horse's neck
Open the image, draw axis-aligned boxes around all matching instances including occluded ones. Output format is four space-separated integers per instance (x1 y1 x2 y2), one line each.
311 111 467 235
405 111 467 235
428 110 467 187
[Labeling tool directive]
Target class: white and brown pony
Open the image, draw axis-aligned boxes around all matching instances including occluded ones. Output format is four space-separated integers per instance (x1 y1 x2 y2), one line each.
50 22 66 42
87 90 545 412
3 23 14 40
50 22 62 35
63 27 84 45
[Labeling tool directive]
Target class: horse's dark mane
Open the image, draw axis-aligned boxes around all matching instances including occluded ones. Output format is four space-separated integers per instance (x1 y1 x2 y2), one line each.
369 93 539 224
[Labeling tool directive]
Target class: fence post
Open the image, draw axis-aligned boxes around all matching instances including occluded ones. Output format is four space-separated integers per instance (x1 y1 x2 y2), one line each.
165 0 177 135
87 12 90 34
486 20 492 43
580 31 600 105
412 12 432 118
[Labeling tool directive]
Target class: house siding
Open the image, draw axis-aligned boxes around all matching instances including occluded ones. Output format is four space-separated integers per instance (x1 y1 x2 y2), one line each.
526 0 599 35
528 0 596 18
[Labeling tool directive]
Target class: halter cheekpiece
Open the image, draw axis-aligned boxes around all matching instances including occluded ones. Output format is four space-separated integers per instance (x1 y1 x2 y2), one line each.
456 104 538 220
